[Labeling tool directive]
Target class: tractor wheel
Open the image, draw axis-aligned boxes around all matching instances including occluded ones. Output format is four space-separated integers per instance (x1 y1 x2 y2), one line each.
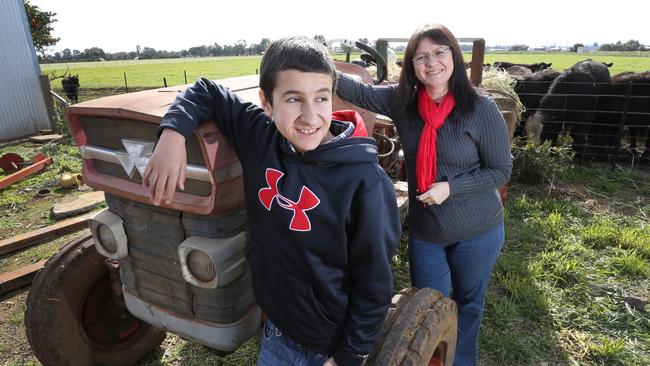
368 287 457 366
25 233 165 366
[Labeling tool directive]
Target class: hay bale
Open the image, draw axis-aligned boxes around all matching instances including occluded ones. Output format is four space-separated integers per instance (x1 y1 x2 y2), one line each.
478 68 525 121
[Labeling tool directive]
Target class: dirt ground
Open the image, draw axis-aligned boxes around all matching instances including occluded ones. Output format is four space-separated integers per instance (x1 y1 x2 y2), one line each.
0 289 35 365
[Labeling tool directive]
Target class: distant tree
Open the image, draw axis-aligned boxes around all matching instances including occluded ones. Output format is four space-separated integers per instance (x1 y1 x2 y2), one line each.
82 47 106 61
260 38 271 52
140 47 158 59
188 45 208 57
623 39 645 51
61 48 72 60
313 35 326 45
599 39 645 51
249 42 264 55
209 42 223 56
24 0 59 54
110 51 129 60
571 43 584 52
509 44 529 51
234 40 247 55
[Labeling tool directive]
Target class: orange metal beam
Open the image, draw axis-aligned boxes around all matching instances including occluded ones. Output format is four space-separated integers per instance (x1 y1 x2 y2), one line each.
0 156 53 190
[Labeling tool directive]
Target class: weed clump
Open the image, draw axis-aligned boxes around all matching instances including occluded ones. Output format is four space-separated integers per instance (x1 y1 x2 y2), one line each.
511 134 575 185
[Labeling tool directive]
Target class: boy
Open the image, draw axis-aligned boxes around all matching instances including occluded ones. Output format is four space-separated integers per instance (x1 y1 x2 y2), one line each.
143 37 400 366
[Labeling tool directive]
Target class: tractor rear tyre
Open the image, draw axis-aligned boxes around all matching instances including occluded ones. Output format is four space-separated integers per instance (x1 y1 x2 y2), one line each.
368 287 457 366
25 233 165 366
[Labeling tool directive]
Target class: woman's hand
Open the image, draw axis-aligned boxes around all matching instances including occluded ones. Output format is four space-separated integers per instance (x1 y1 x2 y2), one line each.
142 129 187 206
416 181 450 205
323 357 338 366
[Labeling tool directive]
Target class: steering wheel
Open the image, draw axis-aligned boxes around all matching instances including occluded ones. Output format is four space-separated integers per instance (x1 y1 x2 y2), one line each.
325 39 388 84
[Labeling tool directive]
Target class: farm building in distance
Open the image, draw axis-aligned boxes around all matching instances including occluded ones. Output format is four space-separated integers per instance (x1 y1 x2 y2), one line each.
0 0 52 141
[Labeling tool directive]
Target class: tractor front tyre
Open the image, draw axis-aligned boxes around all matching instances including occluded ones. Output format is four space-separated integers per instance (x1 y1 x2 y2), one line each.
368 287 457 366
25 233 165 366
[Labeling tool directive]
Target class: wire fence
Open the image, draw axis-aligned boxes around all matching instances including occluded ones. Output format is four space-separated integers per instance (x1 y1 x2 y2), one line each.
516 79 650 170
50 76 650 171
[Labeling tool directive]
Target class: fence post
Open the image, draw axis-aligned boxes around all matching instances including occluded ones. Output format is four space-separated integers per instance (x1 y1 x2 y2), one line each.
39 75 58 133
163 77 167 87
124 72 128 93
469 39 486 87
184 70 187 84
610 81 633 171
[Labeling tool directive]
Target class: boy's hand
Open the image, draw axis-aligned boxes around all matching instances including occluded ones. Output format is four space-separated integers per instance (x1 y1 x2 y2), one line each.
322 358 338 366
142 128 187 206
416 181 450 205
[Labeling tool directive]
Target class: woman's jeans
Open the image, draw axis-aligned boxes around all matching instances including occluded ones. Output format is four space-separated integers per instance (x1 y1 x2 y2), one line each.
257 320 329 366
409 223 504 366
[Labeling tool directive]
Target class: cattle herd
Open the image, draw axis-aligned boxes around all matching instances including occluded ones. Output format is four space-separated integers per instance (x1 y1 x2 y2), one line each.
497 60 650 163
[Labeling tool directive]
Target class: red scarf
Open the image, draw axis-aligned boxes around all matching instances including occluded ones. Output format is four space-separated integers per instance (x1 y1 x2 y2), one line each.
416 88 456 194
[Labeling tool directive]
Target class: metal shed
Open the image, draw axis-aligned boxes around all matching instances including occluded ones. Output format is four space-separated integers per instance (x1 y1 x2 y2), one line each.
0 0 51 141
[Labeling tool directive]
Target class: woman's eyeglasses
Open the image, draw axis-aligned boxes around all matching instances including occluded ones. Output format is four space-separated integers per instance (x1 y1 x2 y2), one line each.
412 47 451 65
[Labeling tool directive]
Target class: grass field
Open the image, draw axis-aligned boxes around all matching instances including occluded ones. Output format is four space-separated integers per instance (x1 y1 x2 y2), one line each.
1 138 649 365
483 52 650 76
40 52 650 90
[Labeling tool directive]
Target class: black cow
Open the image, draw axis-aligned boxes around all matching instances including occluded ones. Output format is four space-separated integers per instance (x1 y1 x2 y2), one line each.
492 61 552 72
532 59 612 160
505 65 533 78
594 71 650 162
61 75 80 104
514 68 561 137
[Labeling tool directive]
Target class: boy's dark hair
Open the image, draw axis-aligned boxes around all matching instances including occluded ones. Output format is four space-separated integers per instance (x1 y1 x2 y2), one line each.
259 36 337 105
396 23 478 120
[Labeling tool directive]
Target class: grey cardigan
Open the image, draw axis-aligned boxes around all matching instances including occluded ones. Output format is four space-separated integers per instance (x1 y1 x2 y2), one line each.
337 73 512 244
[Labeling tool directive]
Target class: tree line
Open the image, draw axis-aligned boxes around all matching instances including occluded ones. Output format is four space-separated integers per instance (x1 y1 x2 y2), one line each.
38 39 274 63
598 39 646 52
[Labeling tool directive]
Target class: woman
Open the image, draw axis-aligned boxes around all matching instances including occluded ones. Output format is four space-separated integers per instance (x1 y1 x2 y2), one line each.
336 24 511 365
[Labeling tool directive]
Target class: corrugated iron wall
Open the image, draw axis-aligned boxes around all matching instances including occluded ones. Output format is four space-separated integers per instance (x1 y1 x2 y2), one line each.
0 0 50 141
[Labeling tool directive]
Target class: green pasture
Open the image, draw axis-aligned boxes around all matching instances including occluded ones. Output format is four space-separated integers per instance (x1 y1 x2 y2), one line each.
41 56 263 90
482 52 650 76
40 52 650 91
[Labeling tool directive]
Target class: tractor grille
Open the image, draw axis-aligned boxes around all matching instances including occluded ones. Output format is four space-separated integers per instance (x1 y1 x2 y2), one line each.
79 117 212 196
107 193 255 324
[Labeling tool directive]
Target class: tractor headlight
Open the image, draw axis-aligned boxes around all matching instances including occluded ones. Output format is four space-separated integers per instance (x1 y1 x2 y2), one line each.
89 208 128 259
187 250 216 282
97 224 118 253
178 231 247 289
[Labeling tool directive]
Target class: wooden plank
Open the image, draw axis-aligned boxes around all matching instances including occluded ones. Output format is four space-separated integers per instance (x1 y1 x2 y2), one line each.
29 134 63 143
0 260 47 295
0 213 93 256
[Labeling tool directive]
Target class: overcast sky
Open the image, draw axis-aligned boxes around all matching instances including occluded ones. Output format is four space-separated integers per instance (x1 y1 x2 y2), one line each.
29 0 649 54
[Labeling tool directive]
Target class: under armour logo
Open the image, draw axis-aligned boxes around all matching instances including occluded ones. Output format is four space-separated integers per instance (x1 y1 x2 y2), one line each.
116 139 154 178
258 168 320 232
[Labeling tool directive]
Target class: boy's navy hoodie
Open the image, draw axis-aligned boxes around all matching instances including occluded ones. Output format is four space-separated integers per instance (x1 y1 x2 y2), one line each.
159 78 401 366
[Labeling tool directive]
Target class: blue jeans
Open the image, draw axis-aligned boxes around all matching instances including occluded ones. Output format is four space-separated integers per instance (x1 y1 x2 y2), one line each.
408 223 504 366
257 320 329 366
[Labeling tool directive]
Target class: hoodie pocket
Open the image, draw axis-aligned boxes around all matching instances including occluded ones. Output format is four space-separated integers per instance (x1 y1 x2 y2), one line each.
258 254 338 342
